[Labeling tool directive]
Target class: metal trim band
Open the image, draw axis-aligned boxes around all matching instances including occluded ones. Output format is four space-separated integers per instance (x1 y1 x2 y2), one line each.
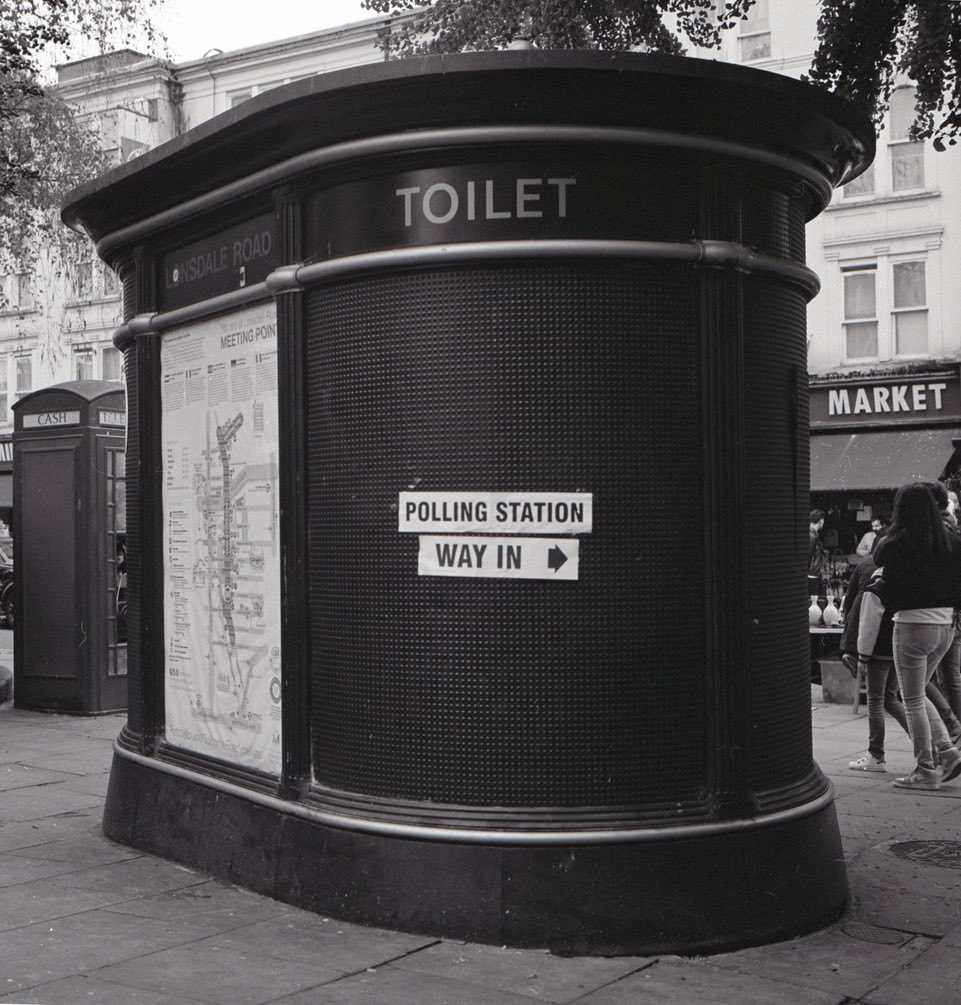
114 741 836 846
273 238 820 297
94 124 834 260
112 282 273 348
113 236 819 347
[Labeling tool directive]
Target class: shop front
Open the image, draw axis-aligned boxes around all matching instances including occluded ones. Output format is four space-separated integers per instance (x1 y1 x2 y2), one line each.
808 368 961 686
810 368 961 584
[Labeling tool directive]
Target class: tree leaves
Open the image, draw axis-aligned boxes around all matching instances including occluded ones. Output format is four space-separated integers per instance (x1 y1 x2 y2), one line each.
365 0 961 146
805 0 961 146
0 0 163 199
362 0 759 58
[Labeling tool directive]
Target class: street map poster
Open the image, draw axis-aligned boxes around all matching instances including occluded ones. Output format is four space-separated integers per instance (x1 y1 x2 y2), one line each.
161 302 282 775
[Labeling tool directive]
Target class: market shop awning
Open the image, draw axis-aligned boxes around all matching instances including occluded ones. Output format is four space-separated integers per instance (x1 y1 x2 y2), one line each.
810 428 961 491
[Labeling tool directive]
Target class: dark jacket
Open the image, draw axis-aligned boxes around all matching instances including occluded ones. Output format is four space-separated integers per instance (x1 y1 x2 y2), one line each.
842 554 877 620
841 577 893 661
875 534 961 613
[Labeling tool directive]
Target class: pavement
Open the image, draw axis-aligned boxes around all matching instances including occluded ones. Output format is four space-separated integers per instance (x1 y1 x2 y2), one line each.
2 670 961 1003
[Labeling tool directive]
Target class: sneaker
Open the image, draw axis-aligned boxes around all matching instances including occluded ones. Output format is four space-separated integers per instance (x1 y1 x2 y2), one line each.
849 754 886 772
940 747 961 783
893 767 941 790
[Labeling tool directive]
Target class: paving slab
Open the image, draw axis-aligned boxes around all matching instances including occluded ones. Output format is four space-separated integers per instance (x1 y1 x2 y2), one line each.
0 973 196 1005
0 875 136 932
0 783 103 820
0 762 75 791
0 853 86 888
706 923 936 999
0 909 226 995
845 849 961 936
272 964 540 1004
574 956 839 1003
19 745 115 775
101 879 290 930
865 937 961 1004
58 854 209 898
389 939 651 1003
6 833 143 868
202 914 438 973
92 938 363 1005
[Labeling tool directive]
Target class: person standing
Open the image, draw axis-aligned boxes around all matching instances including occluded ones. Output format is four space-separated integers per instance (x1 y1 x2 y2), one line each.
809 509 827 595
875 482 961 789
856 515 887 557
843 567 909 772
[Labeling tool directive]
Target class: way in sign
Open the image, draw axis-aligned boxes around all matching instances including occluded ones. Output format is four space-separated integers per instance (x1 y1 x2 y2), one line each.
417 535 579 580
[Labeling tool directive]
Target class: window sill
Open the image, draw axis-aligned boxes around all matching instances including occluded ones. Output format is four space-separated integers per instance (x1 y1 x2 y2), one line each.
830 189 940 211
65 295 121 308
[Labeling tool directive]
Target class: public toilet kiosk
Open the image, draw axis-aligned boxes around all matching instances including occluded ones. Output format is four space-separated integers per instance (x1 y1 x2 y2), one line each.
12 380 127 713
62 51 873 955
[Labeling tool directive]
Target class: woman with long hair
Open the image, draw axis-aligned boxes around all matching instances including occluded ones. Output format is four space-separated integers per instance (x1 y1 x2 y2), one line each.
876 481 961 789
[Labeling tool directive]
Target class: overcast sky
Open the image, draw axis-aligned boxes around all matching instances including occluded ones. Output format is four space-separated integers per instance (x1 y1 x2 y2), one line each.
158 0 377 61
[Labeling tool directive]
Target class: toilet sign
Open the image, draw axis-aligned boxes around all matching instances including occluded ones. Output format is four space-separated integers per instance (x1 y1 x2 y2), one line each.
401 491 590 581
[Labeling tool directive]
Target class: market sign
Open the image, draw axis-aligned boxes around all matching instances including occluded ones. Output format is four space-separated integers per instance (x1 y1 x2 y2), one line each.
810 374 961 428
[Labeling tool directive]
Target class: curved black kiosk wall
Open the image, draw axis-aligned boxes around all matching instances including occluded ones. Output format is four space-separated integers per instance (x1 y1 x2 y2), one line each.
63 51 873 956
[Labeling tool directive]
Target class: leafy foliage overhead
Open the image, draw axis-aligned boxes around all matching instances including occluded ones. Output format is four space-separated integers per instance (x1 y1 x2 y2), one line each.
806 0 961 150
363 0 961 148
1 0 162 199
362 0 758 57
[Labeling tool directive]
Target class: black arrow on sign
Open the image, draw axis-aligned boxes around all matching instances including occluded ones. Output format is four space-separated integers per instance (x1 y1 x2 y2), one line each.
548 545 568 572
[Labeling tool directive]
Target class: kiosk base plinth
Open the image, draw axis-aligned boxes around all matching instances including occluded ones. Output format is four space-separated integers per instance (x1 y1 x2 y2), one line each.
103 749 848 957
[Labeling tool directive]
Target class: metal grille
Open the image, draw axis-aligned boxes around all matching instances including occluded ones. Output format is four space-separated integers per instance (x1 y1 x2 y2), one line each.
739 183 806 263
741 277 812 792
121 268 138 323
306 262 707 807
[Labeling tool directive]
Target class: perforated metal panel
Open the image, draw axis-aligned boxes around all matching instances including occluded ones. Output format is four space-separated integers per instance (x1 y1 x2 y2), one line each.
306 262 707 807
741 277 813 794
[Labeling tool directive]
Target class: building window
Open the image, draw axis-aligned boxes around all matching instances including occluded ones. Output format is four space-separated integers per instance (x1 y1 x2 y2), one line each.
1 273 32 311
72 260 93 301
103 346 123 381
15 356 31 401
102 263 119 298
74 347 95 381
843 266 878 359
892 260 927 355
738 0 770 61
843 164 875 198
0 366 7 423
890 87 924 191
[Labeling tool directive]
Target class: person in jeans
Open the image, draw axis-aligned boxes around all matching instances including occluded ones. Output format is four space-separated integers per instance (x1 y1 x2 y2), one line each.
843 568 909 772
843 544 961 752
876 482 961 789
926 481 961 724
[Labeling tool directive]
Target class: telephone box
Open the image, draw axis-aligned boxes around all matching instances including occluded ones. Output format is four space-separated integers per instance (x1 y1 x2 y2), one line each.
13 380 127 713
